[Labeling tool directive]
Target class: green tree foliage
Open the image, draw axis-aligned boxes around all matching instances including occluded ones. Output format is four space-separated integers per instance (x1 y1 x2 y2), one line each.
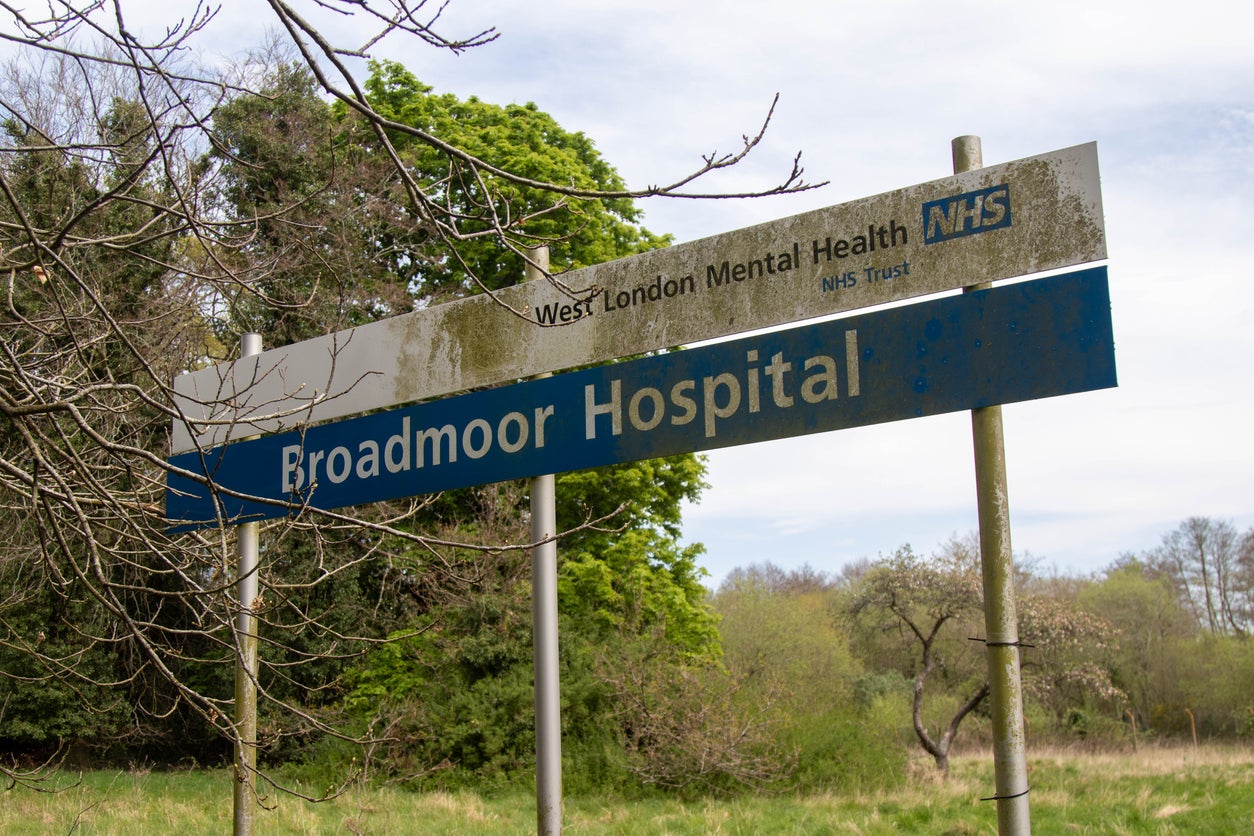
208 58 673 346
208 62 725 788
715 563 856 717
1080 550 1254 738
341 555 541 786
0 571 132 759
207 60 418 345
556 454 717 660
1077 558 1196 732
713 563 908 793
336 458 726 791
360 60 671 299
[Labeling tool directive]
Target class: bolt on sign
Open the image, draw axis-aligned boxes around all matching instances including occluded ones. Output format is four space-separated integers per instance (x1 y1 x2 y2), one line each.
169 144 1104 455
167 267 1116 528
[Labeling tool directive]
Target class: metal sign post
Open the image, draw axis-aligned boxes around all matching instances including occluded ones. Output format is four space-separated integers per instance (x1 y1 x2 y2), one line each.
527 248 563 835
956 136 1031 834
233 332 263 836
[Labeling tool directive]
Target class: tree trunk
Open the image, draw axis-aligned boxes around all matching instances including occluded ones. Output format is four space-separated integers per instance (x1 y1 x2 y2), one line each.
911 656 990 777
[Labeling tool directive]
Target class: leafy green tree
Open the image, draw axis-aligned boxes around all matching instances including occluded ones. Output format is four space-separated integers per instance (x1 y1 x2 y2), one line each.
1196 635 1254 736
715 563 855 718
1080 549 1254 739
556 454 717 660
712 564 908 793
361 60 672 299
208 60 424 345
0 567 132 762
209 61 726 787
337 458 723 791
1078 557 1197 732
209 58 673 344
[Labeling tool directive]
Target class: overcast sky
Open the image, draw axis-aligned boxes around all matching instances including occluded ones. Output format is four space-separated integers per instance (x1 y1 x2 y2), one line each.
48 2 1254 584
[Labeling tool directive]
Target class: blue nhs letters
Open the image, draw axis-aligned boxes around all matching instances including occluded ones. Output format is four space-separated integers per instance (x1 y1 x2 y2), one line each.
922 185 1011 244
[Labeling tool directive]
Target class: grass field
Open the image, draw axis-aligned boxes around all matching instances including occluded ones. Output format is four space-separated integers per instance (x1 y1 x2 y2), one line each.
3 745 1251 834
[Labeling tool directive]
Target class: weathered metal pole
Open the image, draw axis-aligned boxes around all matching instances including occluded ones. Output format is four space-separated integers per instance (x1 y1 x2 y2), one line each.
233 332 263 836
954 136 1031 835
526 248 563 835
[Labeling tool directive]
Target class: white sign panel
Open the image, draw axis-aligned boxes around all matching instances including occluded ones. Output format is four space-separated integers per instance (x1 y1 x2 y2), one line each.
172 143 1104 453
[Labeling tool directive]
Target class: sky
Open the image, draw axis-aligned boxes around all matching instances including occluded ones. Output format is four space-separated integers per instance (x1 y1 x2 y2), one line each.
28 1 1254 585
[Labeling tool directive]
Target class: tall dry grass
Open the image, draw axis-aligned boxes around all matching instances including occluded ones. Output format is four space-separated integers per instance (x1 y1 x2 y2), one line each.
0 744 1249 834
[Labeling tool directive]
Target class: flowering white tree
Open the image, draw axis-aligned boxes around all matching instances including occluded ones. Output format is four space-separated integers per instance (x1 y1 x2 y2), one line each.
843 538 1119 774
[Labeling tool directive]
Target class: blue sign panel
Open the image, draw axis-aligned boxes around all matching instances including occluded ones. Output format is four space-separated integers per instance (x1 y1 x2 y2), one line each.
167 267 1115 529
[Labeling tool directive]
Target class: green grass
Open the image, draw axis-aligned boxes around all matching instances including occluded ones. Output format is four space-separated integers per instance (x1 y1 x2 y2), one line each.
3 745 1251 834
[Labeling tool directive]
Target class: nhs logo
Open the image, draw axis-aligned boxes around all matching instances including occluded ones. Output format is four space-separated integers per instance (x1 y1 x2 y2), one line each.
922 185 1011 244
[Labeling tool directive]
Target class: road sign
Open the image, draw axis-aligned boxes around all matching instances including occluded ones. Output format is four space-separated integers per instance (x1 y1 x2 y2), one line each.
171 143 1105 454
166 267 1116 529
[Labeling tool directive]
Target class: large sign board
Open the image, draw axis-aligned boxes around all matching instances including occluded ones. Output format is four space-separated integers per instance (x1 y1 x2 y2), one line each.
171 143 1105 454
167 267 1116 528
